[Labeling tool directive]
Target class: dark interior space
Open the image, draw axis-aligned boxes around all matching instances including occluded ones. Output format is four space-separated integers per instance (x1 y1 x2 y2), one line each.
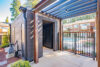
43 21 53 49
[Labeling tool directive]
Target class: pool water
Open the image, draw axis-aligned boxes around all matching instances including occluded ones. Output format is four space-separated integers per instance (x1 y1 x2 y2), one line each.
63 37 80 42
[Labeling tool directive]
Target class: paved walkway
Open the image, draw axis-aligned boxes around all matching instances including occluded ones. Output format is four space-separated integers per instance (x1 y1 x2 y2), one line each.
31 48 97 67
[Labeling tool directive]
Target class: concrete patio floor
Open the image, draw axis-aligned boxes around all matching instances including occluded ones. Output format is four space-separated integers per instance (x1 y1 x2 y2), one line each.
31 48 97 67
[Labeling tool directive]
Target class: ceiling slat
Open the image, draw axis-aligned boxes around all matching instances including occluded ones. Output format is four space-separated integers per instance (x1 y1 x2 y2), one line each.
40 0 97 19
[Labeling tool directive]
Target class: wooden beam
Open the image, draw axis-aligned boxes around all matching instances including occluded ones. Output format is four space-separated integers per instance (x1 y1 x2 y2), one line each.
38 12 59 19
97 0 100 67
59 19 63 50
33 11 39 63
34 0 47 8
34 0 56 12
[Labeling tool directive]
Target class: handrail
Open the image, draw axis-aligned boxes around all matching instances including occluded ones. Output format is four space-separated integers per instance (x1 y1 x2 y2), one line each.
63 32 95 33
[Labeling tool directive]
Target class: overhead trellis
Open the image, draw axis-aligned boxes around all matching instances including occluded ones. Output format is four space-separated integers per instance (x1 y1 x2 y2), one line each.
40 0 97 19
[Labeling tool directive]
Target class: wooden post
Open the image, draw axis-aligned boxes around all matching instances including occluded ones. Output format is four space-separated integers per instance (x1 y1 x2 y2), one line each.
78 24 81 32
59 19 63 50
92 32 95 60
90 26 93 32
74 33 77 54
33 11 39 63
96 12 98 61
96 0 100 67
9 24 11 43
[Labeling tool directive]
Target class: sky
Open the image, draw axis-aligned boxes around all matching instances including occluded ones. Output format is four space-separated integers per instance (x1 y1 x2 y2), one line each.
0 0 26 22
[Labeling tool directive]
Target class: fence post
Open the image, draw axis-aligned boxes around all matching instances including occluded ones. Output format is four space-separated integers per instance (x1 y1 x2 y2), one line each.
92 32 96 60
74 33 77 54
62 32 64 50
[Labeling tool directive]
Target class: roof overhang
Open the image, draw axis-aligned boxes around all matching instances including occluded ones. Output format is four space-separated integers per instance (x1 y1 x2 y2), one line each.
33 0 97 19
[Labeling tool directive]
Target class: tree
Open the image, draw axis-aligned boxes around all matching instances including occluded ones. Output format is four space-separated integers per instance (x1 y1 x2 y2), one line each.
10 0 21 21
24 0 40 8
32 0 40 7
1 34 9 45
5 17 9 23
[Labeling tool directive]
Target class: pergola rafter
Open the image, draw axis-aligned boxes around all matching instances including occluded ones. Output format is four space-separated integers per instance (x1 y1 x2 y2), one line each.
40 0 97 19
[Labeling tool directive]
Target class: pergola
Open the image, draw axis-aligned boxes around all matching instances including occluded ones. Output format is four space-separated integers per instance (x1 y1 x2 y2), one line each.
32 0 100 67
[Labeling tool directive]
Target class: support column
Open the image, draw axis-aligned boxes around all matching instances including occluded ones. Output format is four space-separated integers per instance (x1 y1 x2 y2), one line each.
96 12 98 61
59 19 63 50
97 0 100 67
33 11 39 63
10 24 11 43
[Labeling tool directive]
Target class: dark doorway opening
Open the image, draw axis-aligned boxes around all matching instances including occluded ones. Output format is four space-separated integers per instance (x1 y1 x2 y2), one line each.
43 21 53 49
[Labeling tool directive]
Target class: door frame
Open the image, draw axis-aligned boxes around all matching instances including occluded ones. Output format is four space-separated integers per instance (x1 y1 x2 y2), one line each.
43 20 54 50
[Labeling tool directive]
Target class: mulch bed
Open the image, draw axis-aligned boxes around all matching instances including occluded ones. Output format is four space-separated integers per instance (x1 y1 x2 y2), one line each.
0 48 21 67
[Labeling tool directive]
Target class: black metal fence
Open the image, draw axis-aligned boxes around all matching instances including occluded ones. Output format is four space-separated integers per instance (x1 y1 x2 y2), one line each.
63 32 96 60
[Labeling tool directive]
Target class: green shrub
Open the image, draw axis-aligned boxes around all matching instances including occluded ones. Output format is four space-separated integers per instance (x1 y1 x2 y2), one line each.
0 43 9 48
0 34 10 48
11 60 31 67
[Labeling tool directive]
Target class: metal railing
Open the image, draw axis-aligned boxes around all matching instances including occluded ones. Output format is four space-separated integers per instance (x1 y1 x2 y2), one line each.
63 32 96 60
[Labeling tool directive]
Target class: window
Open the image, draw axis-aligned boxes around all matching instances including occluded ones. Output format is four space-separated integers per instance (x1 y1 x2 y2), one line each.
80 24 88 30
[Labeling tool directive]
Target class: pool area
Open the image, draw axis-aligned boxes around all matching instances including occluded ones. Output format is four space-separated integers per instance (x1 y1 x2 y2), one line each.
63 37 81 42
63 37 95 55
